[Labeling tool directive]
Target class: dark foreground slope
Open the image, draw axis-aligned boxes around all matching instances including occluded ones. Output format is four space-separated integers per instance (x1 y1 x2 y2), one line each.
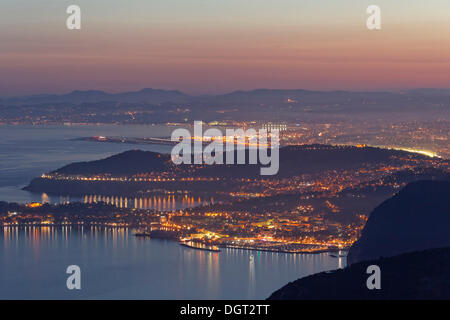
269 180 450 300
347 180 450 265
268 246 450 300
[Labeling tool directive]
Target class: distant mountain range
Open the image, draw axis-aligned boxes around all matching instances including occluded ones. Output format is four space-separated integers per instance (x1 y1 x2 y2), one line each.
1 88 189 105
269 180 450 299
1 88 449 125
3 88 450 107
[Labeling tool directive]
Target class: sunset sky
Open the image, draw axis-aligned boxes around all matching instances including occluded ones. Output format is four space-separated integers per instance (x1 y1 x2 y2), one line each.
1 0 449 95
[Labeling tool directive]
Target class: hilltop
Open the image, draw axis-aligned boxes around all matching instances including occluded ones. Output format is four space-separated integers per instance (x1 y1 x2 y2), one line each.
43 144 433 177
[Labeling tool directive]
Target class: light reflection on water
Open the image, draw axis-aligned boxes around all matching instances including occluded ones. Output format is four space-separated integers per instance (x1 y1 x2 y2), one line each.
0 226 345 300
37 193 213 211
83 194 214 211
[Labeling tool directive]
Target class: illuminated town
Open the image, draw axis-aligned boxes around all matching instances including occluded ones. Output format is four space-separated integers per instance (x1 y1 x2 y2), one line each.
3 140 448 254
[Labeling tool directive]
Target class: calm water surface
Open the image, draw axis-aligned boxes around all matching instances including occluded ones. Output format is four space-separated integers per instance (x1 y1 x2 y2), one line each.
0 226 344 299
0 124 173 203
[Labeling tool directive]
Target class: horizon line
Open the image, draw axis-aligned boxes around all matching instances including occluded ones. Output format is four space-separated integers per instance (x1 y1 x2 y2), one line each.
3 87 450 99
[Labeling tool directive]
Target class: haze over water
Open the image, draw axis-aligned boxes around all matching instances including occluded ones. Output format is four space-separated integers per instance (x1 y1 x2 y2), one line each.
0 124 173 203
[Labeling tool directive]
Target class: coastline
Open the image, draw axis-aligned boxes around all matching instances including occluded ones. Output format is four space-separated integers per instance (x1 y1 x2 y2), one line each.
0 224 345 255
136 231 343 255
217 244 342 255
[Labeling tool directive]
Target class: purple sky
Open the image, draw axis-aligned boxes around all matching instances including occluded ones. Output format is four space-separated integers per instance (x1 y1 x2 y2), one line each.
1 0 450 95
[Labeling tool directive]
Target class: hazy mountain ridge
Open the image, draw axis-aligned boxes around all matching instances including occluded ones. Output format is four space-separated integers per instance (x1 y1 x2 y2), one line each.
2 88 189 105
23 145 447 198
52 150 173 175
2 88 449 125
38 144 434 177
3 88 450 109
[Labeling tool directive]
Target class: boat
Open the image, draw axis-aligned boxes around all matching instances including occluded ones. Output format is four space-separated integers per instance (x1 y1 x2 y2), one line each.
329 251 348 258
179 241 221 252
134 232 151 237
